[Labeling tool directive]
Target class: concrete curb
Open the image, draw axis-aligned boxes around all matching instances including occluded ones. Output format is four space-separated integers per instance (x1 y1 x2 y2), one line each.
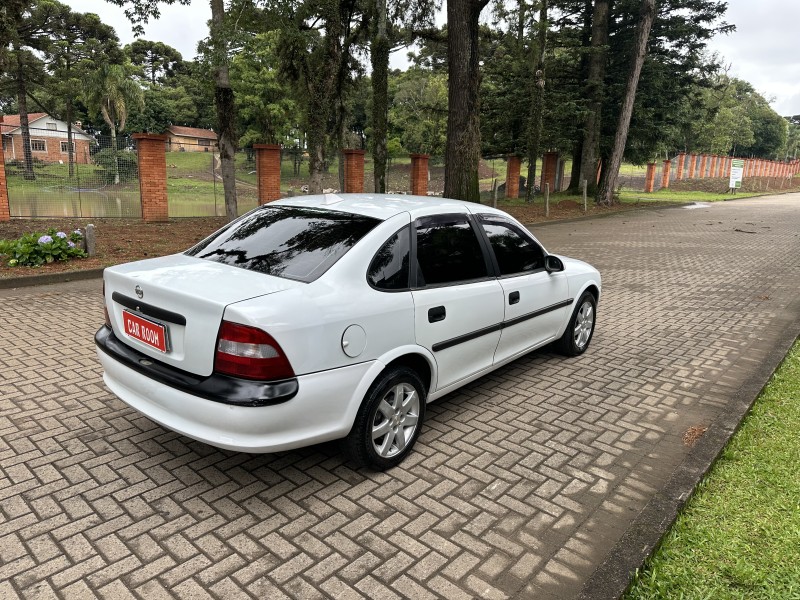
577 295 800 600
0 267 105 290
525 202 691 229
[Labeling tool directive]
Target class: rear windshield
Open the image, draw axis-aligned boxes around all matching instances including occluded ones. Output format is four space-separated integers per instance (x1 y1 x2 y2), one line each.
186 206 380 282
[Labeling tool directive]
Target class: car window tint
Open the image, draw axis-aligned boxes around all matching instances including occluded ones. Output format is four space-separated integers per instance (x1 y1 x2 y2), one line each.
368 226 410 290
415 215 488 286
479 216 545 275
186 206 380 282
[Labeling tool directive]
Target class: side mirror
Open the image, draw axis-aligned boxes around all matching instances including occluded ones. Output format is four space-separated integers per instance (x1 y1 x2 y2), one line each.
545 255 564 273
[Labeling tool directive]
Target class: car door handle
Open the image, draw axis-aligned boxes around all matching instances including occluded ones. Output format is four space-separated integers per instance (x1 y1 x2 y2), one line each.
428 306 446 323
509 291 520 305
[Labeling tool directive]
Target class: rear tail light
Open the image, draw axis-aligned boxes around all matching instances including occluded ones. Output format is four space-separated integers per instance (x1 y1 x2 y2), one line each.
103 281 111 327
214 321 295 381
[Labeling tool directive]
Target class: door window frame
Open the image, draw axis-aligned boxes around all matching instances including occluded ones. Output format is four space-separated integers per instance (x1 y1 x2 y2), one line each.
410 213 498 289
475 213 549 279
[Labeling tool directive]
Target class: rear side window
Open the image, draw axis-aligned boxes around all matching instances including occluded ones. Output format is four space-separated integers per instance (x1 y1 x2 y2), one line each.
368 226 411 290
415 214 488 286
479 215 545 275
186 206 380 282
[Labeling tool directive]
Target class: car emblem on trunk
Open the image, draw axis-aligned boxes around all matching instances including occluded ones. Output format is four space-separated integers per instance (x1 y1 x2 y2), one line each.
135 285 144 299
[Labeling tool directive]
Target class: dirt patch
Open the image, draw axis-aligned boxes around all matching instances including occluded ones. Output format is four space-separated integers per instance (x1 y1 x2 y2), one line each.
0 217 226 280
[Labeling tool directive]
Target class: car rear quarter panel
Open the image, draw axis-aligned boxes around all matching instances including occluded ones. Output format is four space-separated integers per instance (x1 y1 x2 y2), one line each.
222 213 420 378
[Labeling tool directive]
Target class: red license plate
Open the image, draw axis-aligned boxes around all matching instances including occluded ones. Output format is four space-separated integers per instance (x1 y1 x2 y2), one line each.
122 311 168 353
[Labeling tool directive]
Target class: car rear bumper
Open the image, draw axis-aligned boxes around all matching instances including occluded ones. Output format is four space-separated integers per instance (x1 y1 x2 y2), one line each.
95 326 375 453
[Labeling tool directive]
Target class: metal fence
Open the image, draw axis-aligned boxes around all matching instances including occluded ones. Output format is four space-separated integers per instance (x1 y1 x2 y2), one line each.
2 124 141 218
3 127 692 219
165 139 258 217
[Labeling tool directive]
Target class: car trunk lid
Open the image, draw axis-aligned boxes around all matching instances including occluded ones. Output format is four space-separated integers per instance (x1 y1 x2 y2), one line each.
104 254 304 376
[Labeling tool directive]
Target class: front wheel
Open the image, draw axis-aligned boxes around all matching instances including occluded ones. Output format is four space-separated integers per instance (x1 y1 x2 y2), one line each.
556 293 596 356
343 366 427 470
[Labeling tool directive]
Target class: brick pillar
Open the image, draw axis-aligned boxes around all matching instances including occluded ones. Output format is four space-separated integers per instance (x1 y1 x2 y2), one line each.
709 155 718 179
134 133 169 222
254 144 281 204
643 162 657 192
726 157 733 178
505 155 521 199
0 116 9 222
410 153 429 196
716 156 724 178
660 160 672 189
675 153 686 181
541 152 558 193
342 149 365 193
699 154 709 179
688 154 697 179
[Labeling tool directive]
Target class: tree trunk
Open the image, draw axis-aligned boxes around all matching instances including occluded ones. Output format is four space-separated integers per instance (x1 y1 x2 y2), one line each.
110 125 120 185
596 0 655 205
371 0 389 193
525 0 549 203
444 0 487 202
210 0 238 221
15 49 35 181
66 101 75 179
578 0 609 196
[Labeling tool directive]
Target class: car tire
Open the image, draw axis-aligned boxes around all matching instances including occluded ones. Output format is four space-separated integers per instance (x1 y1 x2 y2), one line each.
343 366 427 470
555 292 596 356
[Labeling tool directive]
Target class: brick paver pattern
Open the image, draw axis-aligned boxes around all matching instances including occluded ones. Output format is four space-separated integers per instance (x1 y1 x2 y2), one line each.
2 195 800 599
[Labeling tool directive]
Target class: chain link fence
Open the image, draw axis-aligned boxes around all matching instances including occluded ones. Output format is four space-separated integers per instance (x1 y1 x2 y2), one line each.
2 124 141 217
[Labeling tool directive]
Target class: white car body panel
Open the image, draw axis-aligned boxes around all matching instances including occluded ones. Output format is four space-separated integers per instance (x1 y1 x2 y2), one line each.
493 270 569 364
412 280 505 390
96 194 601 455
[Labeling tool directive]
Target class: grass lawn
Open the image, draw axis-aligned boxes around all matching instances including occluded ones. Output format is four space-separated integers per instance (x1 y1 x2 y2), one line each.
624 340 800 600
617 188 791 204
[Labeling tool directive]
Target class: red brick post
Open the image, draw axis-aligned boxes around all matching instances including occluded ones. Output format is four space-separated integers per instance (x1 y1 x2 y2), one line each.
134 133 169 222
343 149 365 193
675 153 686 181
709 155 718 179
716 156 724 178
688 154 697 179
644 162 657 192
661 160 672 189
726 157 733 178
0 116 9 221
253 144 281 205
410 153 429 196
505 155 521 199
699 154 709 179
541 152 559 193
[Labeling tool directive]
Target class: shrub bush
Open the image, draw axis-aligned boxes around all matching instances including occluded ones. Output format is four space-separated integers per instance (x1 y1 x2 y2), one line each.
0 228 86 267
92 149 139 184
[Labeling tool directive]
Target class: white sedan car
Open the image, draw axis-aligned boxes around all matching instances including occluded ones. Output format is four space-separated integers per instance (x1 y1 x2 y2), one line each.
96 194 600 469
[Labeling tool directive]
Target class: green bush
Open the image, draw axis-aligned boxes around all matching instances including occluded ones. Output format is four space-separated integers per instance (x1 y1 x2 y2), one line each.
92 149 139 184
0 228 86 267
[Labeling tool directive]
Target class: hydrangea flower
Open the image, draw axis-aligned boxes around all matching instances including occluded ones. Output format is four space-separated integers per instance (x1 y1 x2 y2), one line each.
73 229 83 236
38 235 53 244
68 241 76 248
56 231 67 239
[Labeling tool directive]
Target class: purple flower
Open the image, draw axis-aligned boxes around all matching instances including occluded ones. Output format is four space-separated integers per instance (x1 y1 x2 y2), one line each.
73 229 83 236
38 235 53 244
56 231 67 239
68 241 76 248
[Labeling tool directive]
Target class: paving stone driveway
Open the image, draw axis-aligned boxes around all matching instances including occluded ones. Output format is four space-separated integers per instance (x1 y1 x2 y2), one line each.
2 195 800 600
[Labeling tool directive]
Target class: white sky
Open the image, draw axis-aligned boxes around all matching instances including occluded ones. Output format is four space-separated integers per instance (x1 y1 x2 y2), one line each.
62 0 800 117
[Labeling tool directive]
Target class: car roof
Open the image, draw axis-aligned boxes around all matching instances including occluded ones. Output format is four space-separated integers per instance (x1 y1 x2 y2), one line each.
272 193 511 221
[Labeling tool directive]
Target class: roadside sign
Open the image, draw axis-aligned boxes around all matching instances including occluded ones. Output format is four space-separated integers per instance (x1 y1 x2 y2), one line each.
730 159 745 189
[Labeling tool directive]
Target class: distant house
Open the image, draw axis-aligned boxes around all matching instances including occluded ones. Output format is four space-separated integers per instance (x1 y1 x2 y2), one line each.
0 113 93 164
166 125 218 152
